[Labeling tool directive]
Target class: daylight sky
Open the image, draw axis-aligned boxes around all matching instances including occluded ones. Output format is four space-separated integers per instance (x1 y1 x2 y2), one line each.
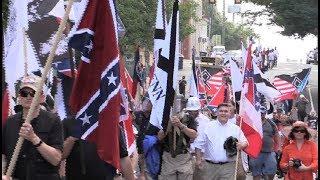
215 1 318 63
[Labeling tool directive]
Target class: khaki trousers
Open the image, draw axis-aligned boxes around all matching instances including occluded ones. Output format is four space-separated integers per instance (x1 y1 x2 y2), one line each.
159 151 193 180
202 161 236 180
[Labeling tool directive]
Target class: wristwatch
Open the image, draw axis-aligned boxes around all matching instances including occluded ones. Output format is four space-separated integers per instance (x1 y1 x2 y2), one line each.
180 124 187 130
34 140 43 147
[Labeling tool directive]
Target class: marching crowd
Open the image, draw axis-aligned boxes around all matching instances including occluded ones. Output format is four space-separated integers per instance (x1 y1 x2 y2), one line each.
2 73 318 180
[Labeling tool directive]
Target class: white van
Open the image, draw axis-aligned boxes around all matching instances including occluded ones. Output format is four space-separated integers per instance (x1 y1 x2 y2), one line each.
212 46 226 55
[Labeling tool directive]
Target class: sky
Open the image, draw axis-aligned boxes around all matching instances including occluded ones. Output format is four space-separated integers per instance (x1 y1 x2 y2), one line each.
215 1 318 63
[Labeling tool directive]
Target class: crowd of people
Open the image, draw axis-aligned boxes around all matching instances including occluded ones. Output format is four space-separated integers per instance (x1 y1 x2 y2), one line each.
252 47 279 73
2 74 318 180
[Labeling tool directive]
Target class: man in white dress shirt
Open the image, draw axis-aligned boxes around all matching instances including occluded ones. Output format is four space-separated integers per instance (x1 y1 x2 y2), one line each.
194 103 248 180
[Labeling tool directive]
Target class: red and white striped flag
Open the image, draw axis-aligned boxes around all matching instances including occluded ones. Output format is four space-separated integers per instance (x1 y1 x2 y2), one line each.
273 77 298 101
239 42 263 158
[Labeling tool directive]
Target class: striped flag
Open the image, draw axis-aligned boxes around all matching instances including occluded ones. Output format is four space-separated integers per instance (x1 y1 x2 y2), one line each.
119 57 136 155
239 42 263 158
273 68 311 101
197 66 225 96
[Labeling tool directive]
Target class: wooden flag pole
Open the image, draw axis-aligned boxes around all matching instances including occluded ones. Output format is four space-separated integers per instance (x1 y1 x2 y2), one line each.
5 0 74 176
234 116 243 180
23 27 28 77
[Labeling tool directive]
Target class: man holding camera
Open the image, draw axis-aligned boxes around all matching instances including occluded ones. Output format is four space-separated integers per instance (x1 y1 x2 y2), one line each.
194 103 248 180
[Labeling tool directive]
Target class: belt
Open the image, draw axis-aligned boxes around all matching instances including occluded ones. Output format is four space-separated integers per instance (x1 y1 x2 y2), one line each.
205 160 229 165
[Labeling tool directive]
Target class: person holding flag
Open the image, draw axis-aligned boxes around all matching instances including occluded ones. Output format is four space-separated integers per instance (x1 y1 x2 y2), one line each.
194 103 248 180
2 75 64 180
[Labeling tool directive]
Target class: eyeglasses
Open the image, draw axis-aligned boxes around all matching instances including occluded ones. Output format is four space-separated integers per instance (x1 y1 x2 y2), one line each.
293 129 306 133
19 89 36 98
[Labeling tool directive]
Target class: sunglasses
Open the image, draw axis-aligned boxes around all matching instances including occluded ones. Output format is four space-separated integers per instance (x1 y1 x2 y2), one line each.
19 89 36 98
292 129 306 133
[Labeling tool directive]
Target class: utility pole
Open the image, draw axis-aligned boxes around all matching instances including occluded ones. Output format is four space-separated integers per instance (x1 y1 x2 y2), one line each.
222 0 226 46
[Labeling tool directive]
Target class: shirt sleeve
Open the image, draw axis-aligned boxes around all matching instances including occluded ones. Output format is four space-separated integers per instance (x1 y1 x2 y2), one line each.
186 118 198 132
193 126 206 151
309 142 318 171
280 147 289 170
48 117 64 152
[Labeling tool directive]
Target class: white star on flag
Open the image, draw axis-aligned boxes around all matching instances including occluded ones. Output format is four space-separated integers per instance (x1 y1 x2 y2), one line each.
85 40 93 52
80 113 92 126
108 72 117 86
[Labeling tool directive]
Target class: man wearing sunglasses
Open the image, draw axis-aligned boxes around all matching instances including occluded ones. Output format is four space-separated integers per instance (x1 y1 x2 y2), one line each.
2 75 63 180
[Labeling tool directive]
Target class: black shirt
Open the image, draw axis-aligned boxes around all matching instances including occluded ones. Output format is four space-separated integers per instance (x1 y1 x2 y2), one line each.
62 117 128 180
2 110 63 180
162 114 198 157
133 111 151 154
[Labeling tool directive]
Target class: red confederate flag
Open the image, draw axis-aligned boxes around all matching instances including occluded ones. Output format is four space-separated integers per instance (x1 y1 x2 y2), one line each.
68 0 121 169
239 42 263 158
119 57 136 155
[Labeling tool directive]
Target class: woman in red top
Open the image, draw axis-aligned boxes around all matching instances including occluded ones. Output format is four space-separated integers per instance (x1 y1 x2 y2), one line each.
280 121 318 180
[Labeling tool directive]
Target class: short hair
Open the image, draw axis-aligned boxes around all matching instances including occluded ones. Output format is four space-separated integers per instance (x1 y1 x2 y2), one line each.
288 127 311 140
218 103 230 109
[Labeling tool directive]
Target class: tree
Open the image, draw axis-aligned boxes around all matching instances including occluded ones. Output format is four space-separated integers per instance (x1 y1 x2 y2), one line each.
203 1 258 50
243 0 318 38
117 0 199 54
2 0 199 54
2 0 9 30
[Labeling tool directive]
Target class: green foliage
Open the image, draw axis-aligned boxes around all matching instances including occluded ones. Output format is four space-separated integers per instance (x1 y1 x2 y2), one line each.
2 0 9 29
179 1 199 41
117 0 199 54
244 0 318 37
117 0 157 54
204 2 258 50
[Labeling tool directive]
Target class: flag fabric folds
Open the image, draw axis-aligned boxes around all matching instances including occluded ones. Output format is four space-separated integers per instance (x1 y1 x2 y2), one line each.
252 62 281 101
68 0 121 169
273 68 311 101
148 0 179 131
3 0 41 101
239 43 263 158
119 57 136 155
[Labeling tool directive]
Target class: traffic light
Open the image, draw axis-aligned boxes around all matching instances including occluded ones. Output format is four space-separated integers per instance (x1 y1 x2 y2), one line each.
209 0 216 5
235 0 241 4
